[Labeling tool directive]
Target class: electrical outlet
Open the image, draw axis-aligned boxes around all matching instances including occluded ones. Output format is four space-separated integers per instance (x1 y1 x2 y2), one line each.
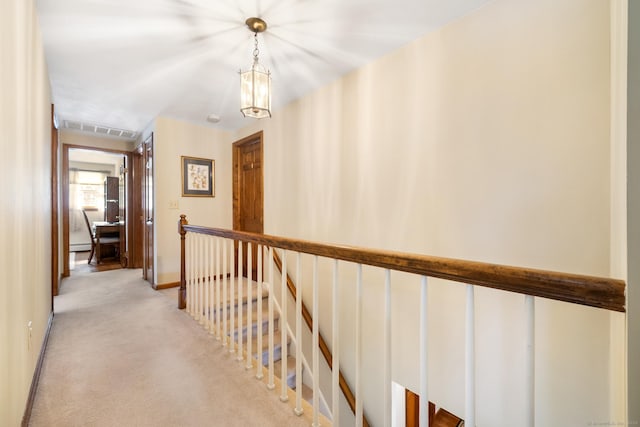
27 321 32 351
168 200 179 209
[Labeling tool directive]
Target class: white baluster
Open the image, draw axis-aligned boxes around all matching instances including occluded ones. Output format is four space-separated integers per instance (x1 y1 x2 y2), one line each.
355 264 363 427
230 239 236 353
420 276 429 427
280 249 289 402
465 285 476 427
332 259 340 425
222 238 228 347
312 255 320 427
246 242 253 370
268 246 275 390
384 269 391 427
237 241 243 361
209 236 215 334
525 295 535 427
204 235 210 328
256 245 264 379
216 237 221 340
294 252 303 416
196 234 201 323
188 234 194 317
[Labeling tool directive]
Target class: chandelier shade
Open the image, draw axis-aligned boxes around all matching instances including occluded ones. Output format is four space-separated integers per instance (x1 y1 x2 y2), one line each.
240 18 271 119
240 59 271 119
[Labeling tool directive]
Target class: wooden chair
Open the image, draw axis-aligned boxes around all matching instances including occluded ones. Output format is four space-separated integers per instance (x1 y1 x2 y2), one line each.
81 209 119 264
406 388 464 427
429 401 464 427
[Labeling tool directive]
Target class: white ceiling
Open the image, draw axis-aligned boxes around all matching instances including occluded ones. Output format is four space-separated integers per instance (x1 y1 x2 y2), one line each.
36 0 492 136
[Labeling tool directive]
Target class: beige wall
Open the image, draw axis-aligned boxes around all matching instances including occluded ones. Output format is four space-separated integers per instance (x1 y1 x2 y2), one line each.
234 0 617 424
153 117 233 285
627 0 639 423
0 0 53 425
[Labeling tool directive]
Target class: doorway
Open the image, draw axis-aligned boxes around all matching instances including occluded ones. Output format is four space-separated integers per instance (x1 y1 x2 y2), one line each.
233 131 264 280
62 145 133 276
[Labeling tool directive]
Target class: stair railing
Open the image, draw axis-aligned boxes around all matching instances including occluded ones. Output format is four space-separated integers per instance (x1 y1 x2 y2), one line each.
178 215 626 427
271 250 367 426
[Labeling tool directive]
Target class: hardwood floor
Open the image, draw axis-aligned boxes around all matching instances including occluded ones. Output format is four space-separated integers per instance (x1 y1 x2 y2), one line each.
70 251 122 274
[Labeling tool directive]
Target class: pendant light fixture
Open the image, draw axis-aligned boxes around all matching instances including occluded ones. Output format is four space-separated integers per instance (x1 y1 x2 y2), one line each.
240 17 271 119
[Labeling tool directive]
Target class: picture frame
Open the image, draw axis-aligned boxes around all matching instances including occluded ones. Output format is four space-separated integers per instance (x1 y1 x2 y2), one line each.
181 156 214 197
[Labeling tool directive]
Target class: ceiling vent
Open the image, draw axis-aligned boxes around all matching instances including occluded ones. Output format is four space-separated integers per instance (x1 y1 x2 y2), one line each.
62 120 137 140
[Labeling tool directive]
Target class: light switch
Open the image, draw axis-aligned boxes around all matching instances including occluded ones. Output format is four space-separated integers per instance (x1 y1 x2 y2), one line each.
168 200 179 209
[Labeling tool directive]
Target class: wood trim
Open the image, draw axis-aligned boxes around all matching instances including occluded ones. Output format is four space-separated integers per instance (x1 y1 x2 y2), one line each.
182 224 626 312
129 145 144 268
63 143 131 155
155 282 180 290
51 105 59 298
62 144 135 277
125 151 134 268
272 251 370 427
21 312 54 427
62 146 70 278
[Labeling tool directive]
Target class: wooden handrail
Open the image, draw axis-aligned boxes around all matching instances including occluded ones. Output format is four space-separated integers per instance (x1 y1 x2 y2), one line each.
181 223 626 312
272 251 370 427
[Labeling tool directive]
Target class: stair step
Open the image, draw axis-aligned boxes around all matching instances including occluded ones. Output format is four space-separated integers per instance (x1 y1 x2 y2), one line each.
251 333 291 366
228 304 280 342
199 293 271 323
219 278 268 308
195 278 268 314
274 356 298 389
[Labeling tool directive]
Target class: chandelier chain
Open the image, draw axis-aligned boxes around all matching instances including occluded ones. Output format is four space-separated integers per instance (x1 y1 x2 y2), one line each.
253 32 260 61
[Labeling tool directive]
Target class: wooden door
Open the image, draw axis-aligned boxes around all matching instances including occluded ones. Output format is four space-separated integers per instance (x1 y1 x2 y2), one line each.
143 134 154 284
233 131 264 280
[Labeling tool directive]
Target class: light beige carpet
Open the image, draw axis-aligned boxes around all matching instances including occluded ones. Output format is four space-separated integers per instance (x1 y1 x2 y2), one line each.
29 268 312 427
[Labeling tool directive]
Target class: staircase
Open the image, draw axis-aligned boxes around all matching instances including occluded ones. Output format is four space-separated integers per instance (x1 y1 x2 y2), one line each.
206 275 314 409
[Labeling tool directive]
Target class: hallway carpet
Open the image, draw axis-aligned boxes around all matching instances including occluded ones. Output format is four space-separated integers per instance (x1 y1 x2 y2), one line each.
29 268 312 427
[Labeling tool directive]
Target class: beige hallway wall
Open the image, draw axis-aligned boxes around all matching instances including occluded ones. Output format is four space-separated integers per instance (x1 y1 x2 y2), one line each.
153 117 233 285
234 0 616 425
0 0 53 425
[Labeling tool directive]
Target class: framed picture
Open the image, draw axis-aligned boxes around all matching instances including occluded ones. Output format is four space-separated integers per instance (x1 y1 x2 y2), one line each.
181 156 214 197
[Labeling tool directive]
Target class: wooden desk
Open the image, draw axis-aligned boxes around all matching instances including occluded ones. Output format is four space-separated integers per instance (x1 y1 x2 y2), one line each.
93 222 120 263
